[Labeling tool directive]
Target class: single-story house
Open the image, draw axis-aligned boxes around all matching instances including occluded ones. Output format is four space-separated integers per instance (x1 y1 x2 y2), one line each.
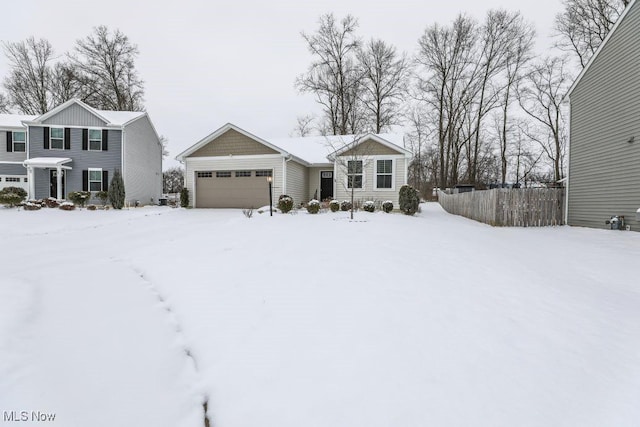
176 123 411 209
566 0 640 231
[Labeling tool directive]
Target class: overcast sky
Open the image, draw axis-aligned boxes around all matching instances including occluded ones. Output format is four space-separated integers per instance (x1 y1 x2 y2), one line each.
0 0 564 169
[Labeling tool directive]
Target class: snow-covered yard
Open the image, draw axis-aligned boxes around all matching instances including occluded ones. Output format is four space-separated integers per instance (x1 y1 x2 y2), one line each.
1 203 639 427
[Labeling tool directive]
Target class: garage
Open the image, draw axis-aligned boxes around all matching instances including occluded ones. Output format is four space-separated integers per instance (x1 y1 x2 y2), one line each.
195 170 272 208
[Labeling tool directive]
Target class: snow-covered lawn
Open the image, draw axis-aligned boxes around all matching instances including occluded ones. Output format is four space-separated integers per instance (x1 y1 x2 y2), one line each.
1 203 639 426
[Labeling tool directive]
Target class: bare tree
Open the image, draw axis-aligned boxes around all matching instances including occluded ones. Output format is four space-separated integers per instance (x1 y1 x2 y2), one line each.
555 0 629 68
517 56 571 182
296 14 363 135
405 106 435 195
291 114 316 136
0 93 9 113
70 26 145 111
357 39 410 133
163 166 184 194
50 62 83 106
2 37 56 114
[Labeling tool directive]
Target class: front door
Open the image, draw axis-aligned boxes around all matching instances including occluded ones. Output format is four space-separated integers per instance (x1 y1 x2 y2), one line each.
50 170 65 199
320 171 333 201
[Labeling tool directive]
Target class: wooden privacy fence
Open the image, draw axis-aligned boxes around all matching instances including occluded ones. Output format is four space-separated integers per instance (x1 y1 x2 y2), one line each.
438 188 565 227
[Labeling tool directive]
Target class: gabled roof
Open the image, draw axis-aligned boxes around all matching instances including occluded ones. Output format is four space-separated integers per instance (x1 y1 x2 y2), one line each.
177 123 409 165
22 99 145 127
567 0 637 97
0 113 37 129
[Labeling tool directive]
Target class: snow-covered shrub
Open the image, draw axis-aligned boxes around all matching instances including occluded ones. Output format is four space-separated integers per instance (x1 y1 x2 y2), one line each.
23 202 41 211
109 169 126 209
329 200 340 212
340 200 352 212
382 201 393 213
0 186 27 207
95 191 109 206
277 195 294 213
87 204 97 211
242 208 254 218
363 201 375 212
307 199 320 214
59 202 76 211
180 187 189 208
399 185 420 215
67 191 92 208
45 197 60 208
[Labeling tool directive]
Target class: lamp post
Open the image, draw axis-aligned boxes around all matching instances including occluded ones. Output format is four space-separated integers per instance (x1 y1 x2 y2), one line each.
267 175 273 216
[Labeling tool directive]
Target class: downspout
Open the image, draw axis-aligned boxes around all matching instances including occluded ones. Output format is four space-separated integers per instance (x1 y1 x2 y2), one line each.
564 101 571 226
282 154 293 195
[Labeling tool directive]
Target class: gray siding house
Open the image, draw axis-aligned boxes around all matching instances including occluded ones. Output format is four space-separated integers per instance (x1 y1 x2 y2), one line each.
567 0 640 231
0 99 162 205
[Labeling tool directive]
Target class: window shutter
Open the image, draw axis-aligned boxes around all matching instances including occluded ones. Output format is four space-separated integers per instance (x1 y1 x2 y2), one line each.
64 128 71 150
44 127 50 149
82 129 88 150
82 170 88 191
6 131 12 152
102 129 108 151
102 171 109 191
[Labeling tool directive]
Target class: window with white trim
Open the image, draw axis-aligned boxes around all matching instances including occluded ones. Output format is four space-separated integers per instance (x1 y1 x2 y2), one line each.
50 127 64 149
12 131 26 152
347 160 363 189
89 129 102 151
255 170 272 177
197 171 213 178
376 159 393 189
5 177 21 182
235 171 252 177
216 171 232 178
88 168 103 191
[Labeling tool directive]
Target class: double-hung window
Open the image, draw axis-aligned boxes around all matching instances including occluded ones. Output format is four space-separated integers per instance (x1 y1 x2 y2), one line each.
376 159 393 189
12 131 26 152
347 160 363 189
88 168 103 191
50 127 64 149
89 129 102 151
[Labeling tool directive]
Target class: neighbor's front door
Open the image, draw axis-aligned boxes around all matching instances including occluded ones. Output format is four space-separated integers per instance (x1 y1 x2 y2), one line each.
50 170 65 199
320 171 333 201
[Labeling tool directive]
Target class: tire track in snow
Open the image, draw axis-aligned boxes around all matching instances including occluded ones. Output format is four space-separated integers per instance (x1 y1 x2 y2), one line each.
121 261 212 427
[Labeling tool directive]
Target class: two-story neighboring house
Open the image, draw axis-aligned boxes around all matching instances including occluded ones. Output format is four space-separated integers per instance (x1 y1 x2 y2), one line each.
0 99 162 205
0 113 37 193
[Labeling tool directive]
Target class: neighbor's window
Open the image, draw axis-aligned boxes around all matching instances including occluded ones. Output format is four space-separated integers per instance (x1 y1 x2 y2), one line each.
347 160 363 189
255 170 272 177
89 129 102 151
89 169 102 191
50 127 64 149
216 171 232 178
12 131 26 152
376 159 393 189
235 171 252 177
5 177 21 182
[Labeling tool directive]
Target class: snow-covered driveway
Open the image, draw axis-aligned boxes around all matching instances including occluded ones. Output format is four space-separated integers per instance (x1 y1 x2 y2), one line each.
1 203 639 427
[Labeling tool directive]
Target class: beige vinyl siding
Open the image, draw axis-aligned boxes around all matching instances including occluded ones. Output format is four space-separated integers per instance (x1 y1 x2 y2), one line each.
334 155 406 207
42 103 107 127
284 160 308 207
340 138 402 157
185 155 283 208
123 116 163 205
569 1 640 230
190 129 278 157
0 130 27 162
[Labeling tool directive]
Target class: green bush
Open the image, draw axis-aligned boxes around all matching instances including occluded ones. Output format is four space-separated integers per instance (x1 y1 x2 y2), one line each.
180 187 189 208
329 200 340 212
67 191 92 208
0 186 27 207
382 201 394 213
307 199 320 214
109 169 126 209
399 185 420 215
363 201 375 212
277 195 294 213
95 190 109 206
340 200 352 212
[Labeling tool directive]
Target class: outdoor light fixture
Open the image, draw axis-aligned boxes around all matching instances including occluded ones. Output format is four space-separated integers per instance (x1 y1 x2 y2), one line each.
267 175 273 216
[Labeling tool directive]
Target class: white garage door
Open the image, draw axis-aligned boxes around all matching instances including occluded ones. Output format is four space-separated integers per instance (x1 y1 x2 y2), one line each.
0 175 29 193
195 170 271 208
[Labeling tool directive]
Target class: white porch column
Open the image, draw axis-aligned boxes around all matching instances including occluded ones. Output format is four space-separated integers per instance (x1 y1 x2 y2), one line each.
27 166 35 200
56 165 63 200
